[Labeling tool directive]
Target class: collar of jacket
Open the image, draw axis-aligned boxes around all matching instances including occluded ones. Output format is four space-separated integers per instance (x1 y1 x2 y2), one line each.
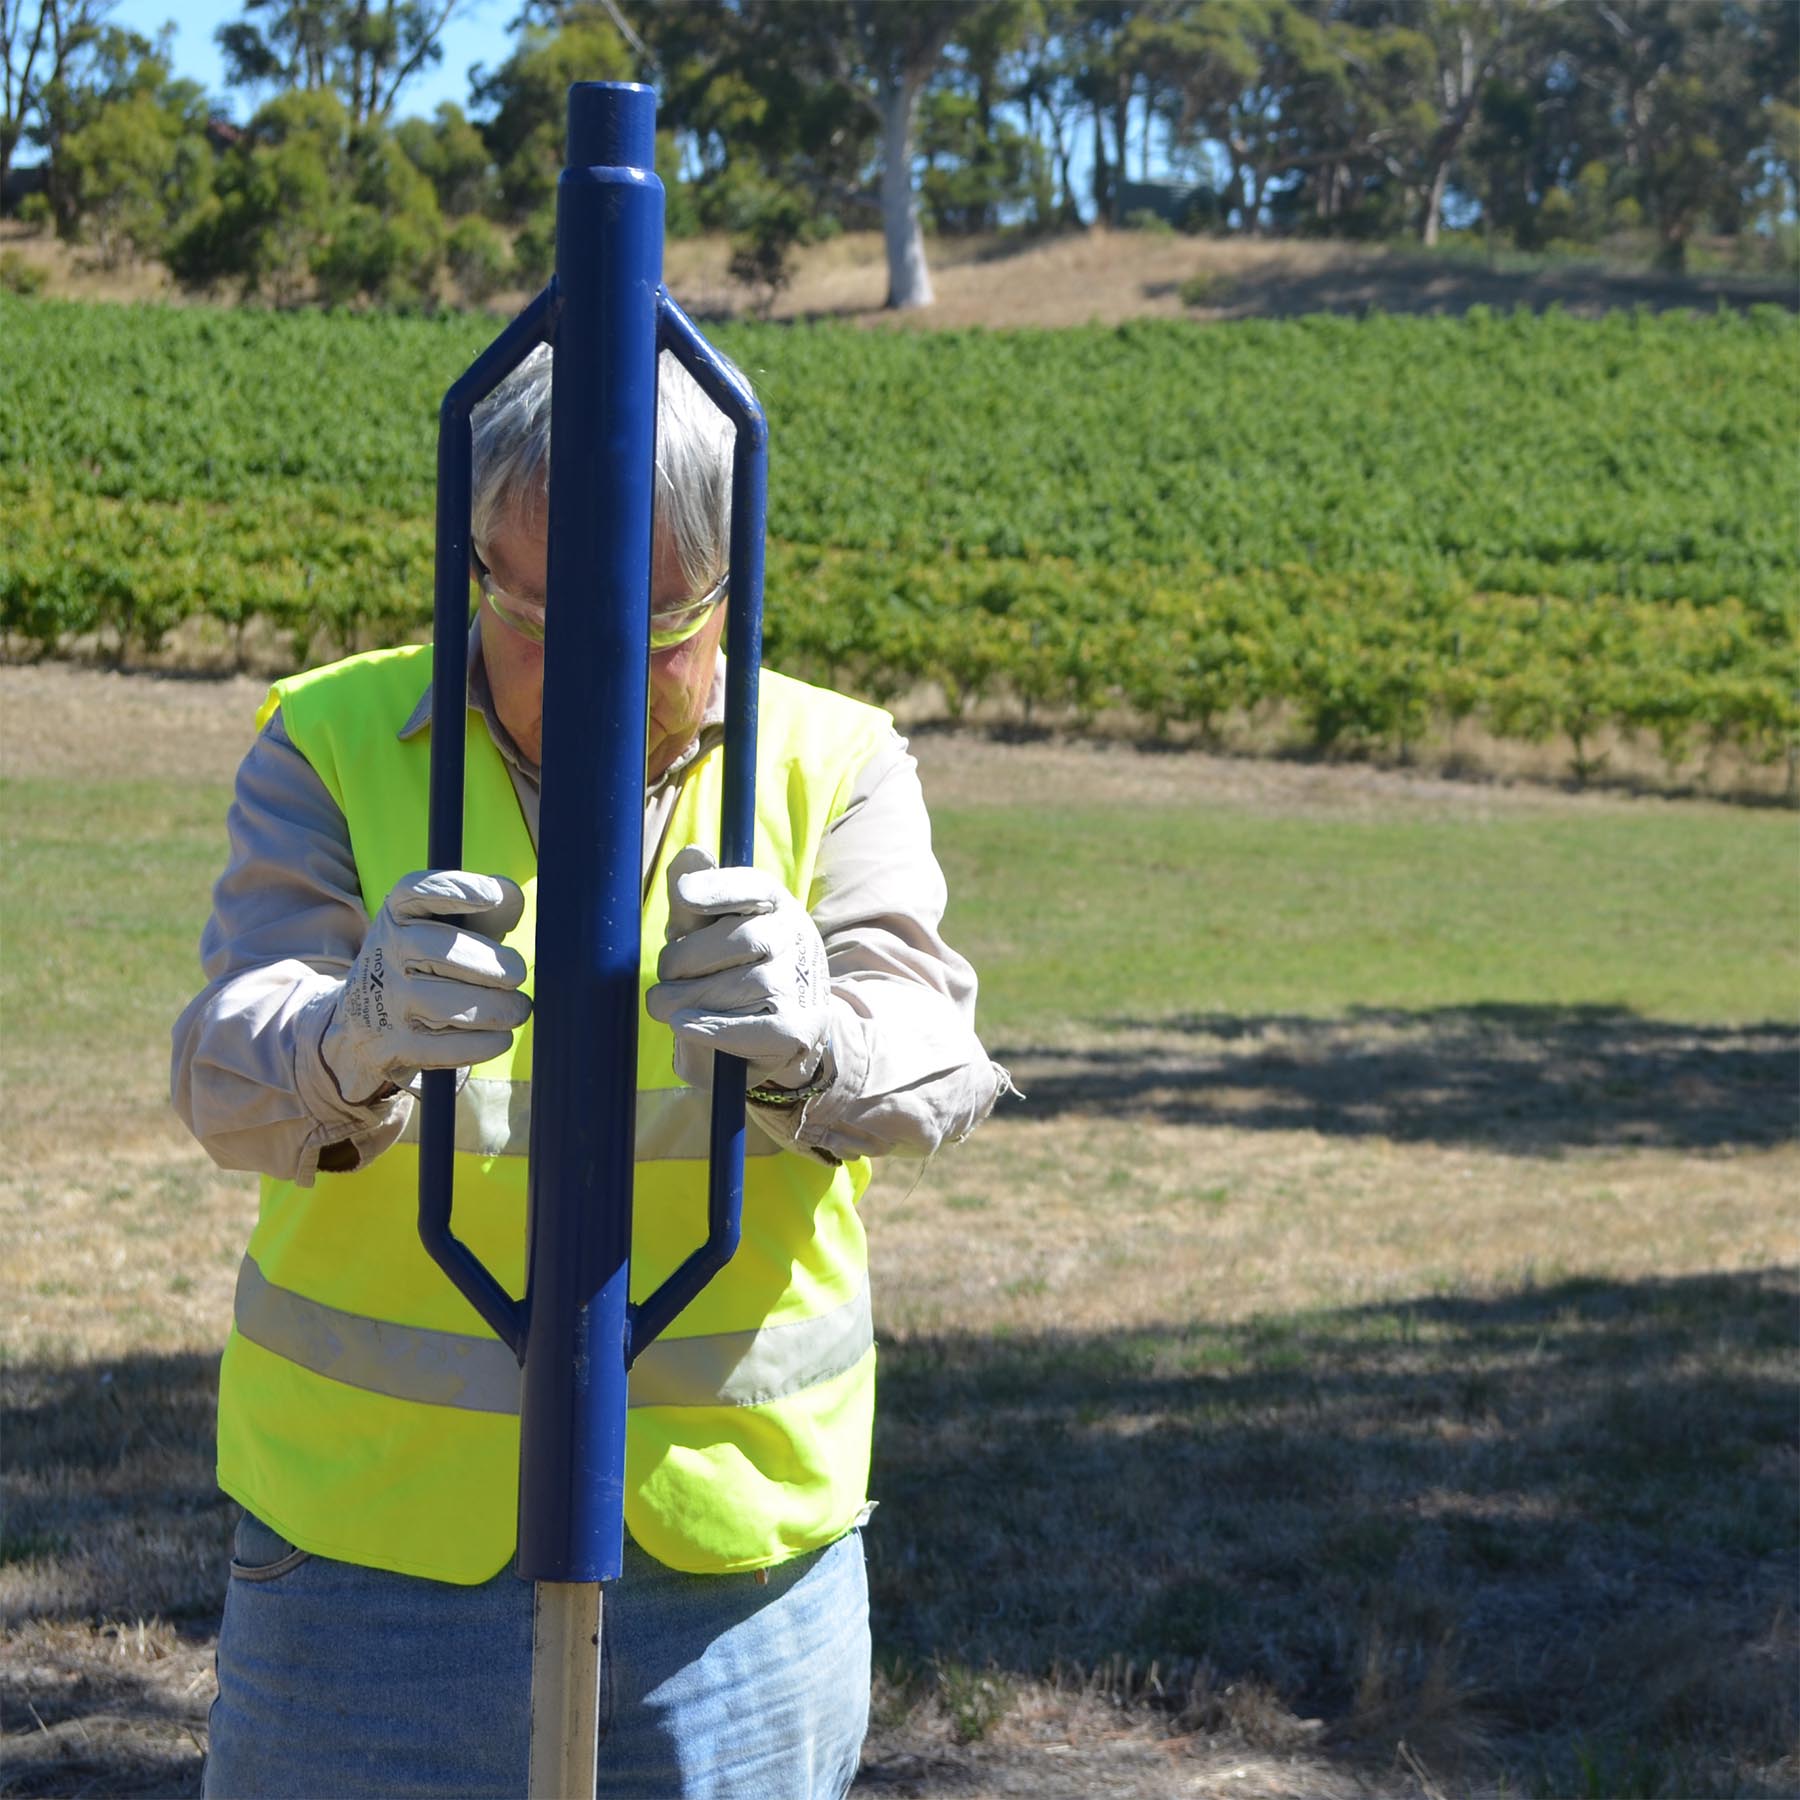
394 614 729 799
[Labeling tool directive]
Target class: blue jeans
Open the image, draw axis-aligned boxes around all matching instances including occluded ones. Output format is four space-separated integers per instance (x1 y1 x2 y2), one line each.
203 1511 869 1799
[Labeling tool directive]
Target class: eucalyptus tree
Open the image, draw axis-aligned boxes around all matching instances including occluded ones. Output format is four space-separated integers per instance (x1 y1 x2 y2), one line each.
214 0 467 126
1012 0 1092 224
839 0 966 306
470 3 631 221
646 0 1024 309
52 34 213 261
2 0 116 188
1404 0 1527 244
1566 0 1796 267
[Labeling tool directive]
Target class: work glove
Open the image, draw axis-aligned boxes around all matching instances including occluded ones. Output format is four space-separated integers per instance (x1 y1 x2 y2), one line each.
319 870 531 1106
647 846 831 1094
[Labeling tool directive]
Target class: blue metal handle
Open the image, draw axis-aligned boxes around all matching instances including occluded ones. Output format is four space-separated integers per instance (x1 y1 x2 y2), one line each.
625 292 767 1360
420 282 557 1360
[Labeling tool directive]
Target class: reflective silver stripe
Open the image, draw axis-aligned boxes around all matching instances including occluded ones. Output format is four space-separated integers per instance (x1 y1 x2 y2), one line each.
233 1256 872 1415
234 1253 523 1414
626 1281 874 1410
398 1078 781 1162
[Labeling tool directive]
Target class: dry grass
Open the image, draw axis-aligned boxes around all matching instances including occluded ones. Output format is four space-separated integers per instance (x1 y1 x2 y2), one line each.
658 227 1797 331
2 668 1795 1799
7 218 1792 332
0 221 183 307
860 1115 1797 1798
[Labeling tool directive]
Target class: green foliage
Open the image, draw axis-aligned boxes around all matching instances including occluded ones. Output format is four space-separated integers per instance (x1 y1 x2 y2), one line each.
649 1 876 238
1122 208 1176 237
656 129 700 240
166 87 355 302
54 60 215 267
470 7 633 222
715 168 818 318
508 200 555 290
916 88 1049 235
392 103 496 219
444 215 510 306
1 299 1794 772
314 129 443 307
212 0 457 128
166 87 444 307
0 251 47 295
1177 269 1236 306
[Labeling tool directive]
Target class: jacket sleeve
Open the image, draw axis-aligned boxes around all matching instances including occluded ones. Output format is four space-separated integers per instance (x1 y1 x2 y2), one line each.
170 711 412 1186
746 730 1014 1164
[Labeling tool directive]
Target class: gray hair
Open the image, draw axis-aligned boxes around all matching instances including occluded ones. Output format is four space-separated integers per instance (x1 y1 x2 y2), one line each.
470 343 740 596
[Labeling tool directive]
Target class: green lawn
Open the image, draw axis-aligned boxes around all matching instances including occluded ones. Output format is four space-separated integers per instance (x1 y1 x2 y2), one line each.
0 778 230 1140
933 802 1800 1036
4 774 1795 1128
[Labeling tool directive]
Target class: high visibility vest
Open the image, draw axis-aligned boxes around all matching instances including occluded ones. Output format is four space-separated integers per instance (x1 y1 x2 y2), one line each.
215 643 894 1582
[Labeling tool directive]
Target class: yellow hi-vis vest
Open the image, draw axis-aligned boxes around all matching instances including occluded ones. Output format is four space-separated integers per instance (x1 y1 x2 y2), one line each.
215 643 895 1582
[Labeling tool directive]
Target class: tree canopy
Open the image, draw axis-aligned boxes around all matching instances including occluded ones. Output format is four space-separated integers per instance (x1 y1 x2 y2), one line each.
5 0 1793 306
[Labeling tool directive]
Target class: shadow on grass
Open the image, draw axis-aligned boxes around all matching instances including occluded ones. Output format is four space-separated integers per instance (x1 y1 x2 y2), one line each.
995 1004 1798 1153
869 1266 1799 1788
2 1351 225 1796
1146 251 1799 320
5 1272 1795 1794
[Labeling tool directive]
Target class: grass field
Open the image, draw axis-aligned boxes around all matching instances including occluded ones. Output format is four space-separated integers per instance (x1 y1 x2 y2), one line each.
2 664 1796 1799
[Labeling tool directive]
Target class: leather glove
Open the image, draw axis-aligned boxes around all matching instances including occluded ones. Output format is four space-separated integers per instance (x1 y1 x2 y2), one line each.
647 846 831 1093
320 870 531 1105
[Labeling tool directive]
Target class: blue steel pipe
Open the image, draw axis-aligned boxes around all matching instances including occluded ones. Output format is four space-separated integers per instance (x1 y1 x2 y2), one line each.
511 80 662 1587
627 292 768 1359
422 283 556 1359
418 82 760 1592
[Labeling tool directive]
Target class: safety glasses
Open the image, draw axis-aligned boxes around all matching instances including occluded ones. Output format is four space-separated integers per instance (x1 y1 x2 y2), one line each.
475 558 727 652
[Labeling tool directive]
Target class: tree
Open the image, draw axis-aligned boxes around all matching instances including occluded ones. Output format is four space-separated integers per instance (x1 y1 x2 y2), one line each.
169 86 350 300
215 0 466 126
1271 6 1440 236
683 0 967 309
2 0 116 191
1577 0 1791 268
55 38 214 263
852 0 962 305
168 83 444 305
444 210 507 300
1153 0 1343 234
470 2 631 220
933 0 1050 231
630 0 972 307
313 125 442 302
663 0 973 307
646 0 876 248
393 99 494 215
1462 0 1796 268
918 85 1049 233
1069 0 1129 226
468 0 1799 279
1013 1 1092 226
1399 0 1523 246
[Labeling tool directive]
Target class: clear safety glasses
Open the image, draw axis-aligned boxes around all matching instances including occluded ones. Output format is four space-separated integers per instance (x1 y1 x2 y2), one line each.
475 559 727 653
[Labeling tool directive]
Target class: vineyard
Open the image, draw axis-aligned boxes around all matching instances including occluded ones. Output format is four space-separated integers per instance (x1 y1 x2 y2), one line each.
2 295 1795 776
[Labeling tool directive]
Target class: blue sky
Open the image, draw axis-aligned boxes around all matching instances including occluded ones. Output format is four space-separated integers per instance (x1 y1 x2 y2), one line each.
111 0 521 123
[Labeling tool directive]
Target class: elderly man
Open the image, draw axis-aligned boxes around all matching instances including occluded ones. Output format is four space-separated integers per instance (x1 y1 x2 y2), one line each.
172 344 1009 1799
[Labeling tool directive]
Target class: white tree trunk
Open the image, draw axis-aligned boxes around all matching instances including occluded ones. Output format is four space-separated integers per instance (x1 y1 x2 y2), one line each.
1422 159 1450 245
879 74 932 309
